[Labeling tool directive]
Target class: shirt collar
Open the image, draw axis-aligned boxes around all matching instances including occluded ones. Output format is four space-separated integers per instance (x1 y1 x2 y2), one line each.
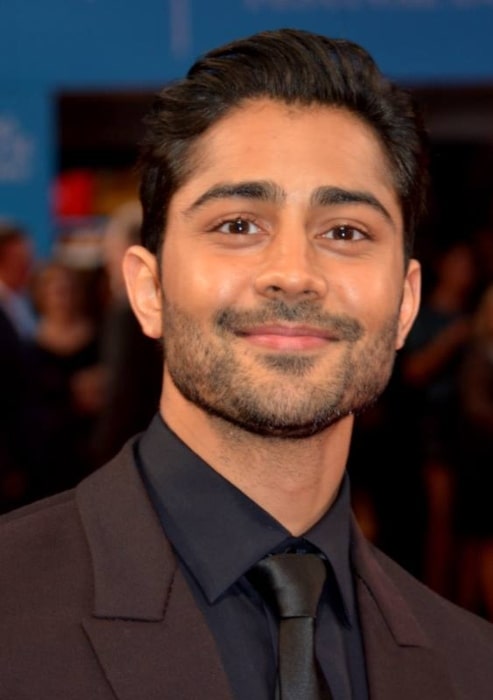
137 414 356 624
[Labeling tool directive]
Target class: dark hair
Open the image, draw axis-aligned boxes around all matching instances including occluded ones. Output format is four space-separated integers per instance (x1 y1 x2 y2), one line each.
139 28 428 261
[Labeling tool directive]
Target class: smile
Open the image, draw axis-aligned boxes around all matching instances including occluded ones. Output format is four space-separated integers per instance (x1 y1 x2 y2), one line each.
236 325 340 351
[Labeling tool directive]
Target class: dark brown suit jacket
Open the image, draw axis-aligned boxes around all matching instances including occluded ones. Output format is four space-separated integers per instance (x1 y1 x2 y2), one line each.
1 441 493 699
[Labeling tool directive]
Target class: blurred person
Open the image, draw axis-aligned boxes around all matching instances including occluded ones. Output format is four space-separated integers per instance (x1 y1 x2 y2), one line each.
455 285 493 619
1 29 493 700
401 242 476 596
0 221 36 340
471 225 493 287
0 222 36 511
90 200 162 465
347 355 428 579
28 262 101 498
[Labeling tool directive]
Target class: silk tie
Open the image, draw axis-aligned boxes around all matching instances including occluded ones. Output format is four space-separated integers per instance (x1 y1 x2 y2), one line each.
252 552 332 700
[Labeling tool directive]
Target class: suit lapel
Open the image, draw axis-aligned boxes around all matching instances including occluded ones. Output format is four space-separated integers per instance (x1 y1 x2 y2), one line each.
76 445 460 700
76 446 233 700
351 522 457 700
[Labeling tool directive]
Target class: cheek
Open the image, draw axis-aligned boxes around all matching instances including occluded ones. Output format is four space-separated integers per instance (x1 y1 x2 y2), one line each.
161 247 250 312
337 265 403 327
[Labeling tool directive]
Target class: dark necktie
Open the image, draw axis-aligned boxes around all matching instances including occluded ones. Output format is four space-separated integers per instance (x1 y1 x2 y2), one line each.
252 552 333 700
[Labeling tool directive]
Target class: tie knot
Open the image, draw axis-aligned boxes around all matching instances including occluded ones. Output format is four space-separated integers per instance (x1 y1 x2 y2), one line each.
251 552 327 619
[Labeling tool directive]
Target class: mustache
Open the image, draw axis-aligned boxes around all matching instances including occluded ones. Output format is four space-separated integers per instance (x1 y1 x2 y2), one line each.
215 300 363 342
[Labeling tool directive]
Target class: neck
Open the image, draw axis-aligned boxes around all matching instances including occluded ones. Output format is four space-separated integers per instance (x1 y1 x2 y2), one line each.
160 378 353 536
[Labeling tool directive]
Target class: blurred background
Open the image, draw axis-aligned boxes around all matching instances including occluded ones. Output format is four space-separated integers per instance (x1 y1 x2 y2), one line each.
2 0 493 619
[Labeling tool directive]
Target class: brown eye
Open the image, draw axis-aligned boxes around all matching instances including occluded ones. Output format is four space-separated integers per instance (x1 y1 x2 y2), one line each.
324 225 366 241
218 218 260 235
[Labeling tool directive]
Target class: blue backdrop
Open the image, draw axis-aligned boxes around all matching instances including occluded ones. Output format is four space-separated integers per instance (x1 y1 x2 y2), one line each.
1 0 493 254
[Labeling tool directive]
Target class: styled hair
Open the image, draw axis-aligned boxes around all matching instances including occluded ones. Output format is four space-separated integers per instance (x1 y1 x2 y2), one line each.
139 28 428 260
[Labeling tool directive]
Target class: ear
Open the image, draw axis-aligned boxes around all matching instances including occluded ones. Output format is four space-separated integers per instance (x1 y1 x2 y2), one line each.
122 245 163 339
395 258 421 350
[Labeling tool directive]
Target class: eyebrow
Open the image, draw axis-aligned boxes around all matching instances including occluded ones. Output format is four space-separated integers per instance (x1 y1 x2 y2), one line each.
184 180 393 223
184 180 284 214
310 186 393 222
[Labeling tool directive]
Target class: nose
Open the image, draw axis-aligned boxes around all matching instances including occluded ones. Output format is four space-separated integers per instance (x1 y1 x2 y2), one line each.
254 228 328 302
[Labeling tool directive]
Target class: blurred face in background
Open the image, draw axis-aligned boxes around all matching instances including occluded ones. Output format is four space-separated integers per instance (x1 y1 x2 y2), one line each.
0 237 33 292
437 243 476 300
33 264 83 320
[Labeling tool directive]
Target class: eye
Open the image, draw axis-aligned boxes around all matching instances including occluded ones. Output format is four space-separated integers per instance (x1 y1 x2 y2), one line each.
216 218 261 235
323 225 367 241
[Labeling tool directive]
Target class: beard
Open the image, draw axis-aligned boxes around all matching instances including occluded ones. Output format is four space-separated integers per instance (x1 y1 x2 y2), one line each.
162 298 399 439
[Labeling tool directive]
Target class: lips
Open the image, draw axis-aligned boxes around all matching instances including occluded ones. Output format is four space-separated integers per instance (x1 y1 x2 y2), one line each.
236 324 339 350
215 305 363 344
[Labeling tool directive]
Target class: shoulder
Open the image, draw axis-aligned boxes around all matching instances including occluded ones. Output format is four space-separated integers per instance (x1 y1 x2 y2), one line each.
373 543 493 642
354 531 493 691
0 487 79 544
0 439 151 610
0 445 127 589
0 439 137 545
0 476 118 695
0 488 92 612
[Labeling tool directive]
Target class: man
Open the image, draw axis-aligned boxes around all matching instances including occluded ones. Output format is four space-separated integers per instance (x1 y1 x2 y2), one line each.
0 223 35 511
0 29 492 700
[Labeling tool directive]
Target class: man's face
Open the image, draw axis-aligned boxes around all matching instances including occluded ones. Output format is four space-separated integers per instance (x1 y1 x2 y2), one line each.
140 100 420 438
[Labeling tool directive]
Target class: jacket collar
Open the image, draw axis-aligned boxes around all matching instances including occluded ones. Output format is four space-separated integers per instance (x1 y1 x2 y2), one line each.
351 519 457 700
76 444 456 700
76 442 234 700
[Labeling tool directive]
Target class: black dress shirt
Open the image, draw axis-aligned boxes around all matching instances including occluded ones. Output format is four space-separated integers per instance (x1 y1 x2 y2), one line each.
136 415 368 700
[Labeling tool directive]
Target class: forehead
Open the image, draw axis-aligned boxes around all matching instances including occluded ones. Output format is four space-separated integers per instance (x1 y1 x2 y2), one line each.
190 99 393 185
176 99 400 216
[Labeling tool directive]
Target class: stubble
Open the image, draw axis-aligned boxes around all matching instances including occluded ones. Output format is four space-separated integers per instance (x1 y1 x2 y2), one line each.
162 298 399 439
